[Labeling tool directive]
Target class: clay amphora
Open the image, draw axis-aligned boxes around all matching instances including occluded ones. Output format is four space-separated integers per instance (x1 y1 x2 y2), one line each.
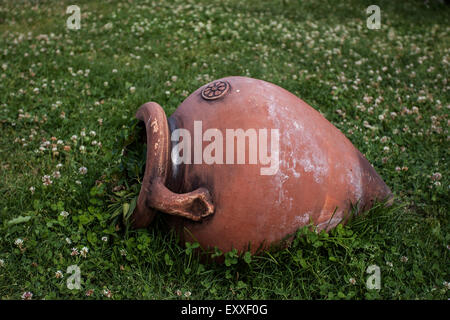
131 76 392 254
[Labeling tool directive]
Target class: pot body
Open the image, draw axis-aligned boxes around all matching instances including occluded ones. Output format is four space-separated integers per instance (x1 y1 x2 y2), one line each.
134 76 392 254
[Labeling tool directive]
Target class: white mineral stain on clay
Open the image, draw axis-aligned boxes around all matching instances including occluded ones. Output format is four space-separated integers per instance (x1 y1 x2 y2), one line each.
265 93 290 206
294 212 311 225
265 85 329 186
151 119 159 133
263 82 331 209
346 163 364 207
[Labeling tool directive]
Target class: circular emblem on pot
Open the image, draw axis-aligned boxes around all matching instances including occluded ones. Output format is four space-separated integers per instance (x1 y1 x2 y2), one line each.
201 80 230 100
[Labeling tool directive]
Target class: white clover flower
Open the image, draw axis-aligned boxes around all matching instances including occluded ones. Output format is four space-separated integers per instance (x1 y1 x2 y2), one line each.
65 237 72 244
52 171 61 179
21 291 33 300
60 211 69 218
120 249 127 256
400 256 408 263
103 289 112 298
55 270 63 279
184 291 192 297
78 167 87 175
101 236 108 242
431 172 442 181
130 86 136 93
29 186 35 194
71 135 78 141
42 175 53 186
80 247 89 258
15 238 24 246
89 130 96 137
349 278 356 285
0 259 4 267
71 248 79 256
56 163 63 169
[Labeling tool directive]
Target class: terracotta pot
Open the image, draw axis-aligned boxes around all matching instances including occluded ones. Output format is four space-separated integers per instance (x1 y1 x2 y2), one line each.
131 76 392 254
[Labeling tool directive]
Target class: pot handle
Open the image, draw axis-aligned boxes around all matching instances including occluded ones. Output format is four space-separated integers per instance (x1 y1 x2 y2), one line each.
133 102 214 227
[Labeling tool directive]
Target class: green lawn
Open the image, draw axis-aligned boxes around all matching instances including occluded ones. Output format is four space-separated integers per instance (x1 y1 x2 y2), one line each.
0 0 448 300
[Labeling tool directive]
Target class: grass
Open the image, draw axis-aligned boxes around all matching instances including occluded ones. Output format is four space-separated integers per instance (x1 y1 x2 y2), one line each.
0 0 449 300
